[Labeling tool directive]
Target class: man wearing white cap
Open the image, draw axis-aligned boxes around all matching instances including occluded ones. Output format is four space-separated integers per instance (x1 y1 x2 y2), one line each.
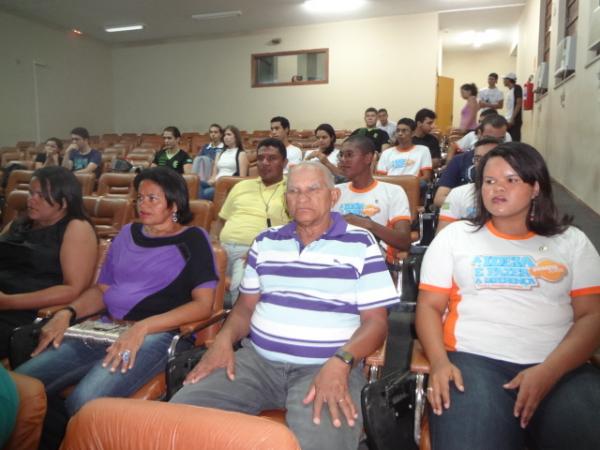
502 72 523 142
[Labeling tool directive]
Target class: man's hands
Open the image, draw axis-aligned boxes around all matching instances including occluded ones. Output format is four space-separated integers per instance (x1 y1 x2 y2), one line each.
503 363 559 429
303 357 357 428
184 337 236 384
343 214 372 231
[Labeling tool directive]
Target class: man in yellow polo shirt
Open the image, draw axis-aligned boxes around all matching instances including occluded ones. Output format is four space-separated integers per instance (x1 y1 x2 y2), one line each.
219 138 290 305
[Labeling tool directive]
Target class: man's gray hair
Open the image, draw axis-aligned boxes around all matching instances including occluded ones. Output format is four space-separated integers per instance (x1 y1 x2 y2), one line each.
287 161 335 189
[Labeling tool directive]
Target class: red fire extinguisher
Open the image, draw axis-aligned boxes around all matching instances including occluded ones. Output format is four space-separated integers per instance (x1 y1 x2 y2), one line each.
523 76 534 110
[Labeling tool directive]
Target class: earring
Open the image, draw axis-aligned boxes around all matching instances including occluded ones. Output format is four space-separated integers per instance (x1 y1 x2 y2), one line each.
529 198 536 222
172 211 178 223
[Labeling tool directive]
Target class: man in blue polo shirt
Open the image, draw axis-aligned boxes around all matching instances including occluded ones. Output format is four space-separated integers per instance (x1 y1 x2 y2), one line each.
171 161 399 450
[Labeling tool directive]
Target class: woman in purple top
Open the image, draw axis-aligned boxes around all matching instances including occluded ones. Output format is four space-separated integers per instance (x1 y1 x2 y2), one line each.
459 83 479 133
16 167 218 449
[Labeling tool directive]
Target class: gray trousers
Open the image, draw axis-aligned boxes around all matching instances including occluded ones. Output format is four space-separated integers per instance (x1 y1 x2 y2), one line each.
171 340 366 450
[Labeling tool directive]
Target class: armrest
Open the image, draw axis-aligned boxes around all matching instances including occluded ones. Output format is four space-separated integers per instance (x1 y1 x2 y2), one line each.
410 340 430 374
168 310 229 357
365 339 386 368
177 310 229 338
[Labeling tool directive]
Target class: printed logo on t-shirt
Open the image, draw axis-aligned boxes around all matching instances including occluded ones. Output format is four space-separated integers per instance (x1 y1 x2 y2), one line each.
391 158 415 169
338 202 381 217
472 256 567 289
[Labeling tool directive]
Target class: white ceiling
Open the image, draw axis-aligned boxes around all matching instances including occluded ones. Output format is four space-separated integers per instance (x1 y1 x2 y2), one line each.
0 0 523 49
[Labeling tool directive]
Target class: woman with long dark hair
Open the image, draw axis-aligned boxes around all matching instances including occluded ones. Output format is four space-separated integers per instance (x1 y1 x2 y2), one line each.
0 166 97 358
304 123 342 178
201 125 249 200
416 142 600 449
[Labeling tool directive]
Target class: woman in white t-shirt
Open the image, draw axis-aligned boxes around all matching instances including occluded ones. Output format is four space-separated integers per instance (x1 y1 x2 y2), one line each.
200 125 248 200
416 142 600 449
303 123 342 178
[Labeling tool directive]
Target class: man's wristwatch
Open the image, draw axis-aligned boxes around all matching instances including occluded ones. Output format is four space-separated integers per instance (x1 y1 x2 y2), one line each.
334 349 355 367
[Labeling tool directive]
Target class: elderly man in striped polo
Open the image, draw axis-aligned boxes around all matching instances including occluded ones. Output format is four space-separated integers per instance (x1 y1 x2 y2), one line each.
171 162 399 450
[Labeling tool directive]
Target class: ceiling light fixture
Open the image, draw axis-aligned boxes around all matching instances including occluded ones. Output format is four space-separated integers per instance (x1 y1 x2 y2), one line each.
72 29 83 35
303 0 366 13
105 24 144 33
191 10 242 21
458 29 500 48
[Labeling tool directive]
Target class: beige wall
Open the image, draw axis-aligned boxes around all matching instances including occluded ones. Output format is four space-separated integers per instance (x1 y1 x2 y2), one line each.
517 0 600 214
442 48 516 128
0 11 113 146
112 13 439 134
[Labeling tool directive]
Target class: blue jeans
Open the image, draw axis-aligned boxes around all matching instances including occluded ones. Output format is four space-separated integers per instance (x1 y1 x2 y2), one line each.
200 181 215 201
171 339 366 450
16 331 178 416
429 351 600 450
221 242 250 307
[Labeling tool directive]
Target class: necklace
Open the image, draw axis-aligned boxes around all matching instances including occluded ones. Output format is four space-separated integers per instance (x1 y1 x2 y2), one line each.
259 180 283 227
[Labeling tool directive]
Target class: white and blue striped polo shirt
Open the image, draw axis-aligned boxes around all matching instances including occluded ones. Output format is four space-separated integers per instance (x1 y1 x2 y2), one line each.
239 212 399 365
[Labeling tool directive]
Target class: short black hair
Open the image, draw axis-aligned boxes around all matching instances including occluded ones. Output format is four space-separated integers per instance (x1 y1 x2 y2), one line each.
488 72 499 80
472 142 571 236
365 107 377 115
479 109 499 119
163 126 181 138
343 135 376 154
70 127 90 140
134 167 193 225
415 108 436 124
377 108 388 114
208 124 224 135
270 116 290 131
481 114 508 130
256 137 287 159
473 136 503 149
397 118 416 131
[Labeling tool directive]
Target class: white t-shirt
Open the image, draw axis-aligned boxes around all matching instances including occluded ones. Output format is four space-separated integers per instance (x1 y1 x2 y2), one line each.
286 144 303 169
377 122 396 140
439 183 476 222
478 87 504 111
456 131 512 152
505 87 515 121
333 180 411 260
304 148 340 166
216 147 238 179
376 145 432 177
420 221 600 364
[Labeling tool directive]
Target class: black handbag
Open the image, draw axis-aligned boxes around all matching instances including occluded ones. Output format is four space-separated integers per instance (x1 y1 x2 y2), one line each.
8 319 47 369
361 370 418 450
165 344 209 400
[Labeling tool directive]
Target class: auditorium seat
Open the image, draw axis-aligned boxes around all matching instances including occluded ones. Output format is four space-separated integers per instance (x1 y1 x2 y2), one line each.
61 398 301 450
189 199 214 232
212 176 245 216
182 174 200 200
1 150 23 168
4 170 33 198
2 189 28 227
125 153 154 168
83 196 132 238
374 175 420 220
74 173 95 196
97 172 135 197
